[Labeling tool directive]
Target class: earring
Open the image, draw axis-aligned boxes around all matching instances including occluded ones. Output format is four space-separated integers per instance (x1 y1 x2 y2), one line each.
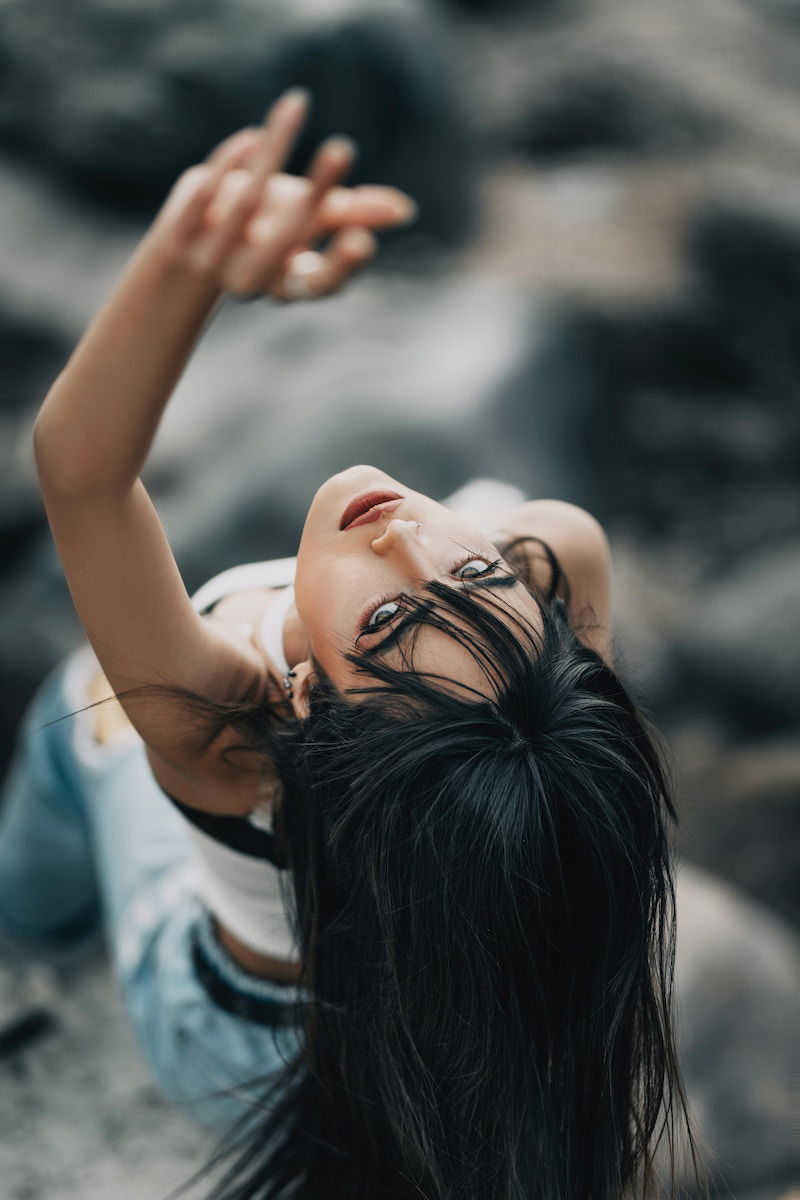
283 669 296 700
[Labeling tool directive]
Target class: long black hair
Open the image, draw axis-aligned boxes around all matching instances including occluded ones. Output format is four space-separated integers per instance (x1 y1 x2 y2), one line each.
175 537 702 1200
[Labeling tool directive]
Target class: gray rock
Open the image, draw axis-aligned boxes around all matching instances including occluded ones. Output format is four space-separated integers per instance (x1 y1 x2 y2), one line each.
669 864 800 1198
600 536 696 716
0 956 211 1199
529 198 800 650
673 725 800 931
688 178 800 400
0 0 474 243
443 0 557 12
453 0 800 167
511 66 720 160
674 545 800 734
744 0 800 19
545 287 800 571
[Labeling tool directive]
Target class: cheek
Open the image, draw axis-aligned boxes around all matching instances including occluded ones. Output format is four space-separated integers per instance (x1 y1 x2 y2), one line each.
292 557 318 638
294 563 349 653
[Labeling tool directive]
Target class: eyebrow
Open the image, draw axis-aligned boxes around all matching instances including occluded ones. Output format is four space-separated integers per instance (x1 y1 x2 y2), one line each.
359 574 521 659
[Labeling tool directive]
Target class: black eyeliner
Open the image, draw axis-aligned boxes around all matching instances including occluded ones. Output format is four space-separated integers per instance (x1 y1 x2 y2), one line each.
361 601 434 658
361 576 520 658
466 574 519 591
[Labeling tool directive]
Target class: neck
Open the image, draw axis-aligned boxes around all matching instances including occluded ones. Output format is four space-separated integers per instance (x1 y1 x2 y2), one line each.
284 599 310 668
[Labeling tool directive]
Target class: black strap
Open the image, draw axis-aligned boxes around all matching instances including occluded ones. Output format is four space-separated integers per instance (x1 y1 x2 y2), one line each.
189 921 304 1029
164 791 288 869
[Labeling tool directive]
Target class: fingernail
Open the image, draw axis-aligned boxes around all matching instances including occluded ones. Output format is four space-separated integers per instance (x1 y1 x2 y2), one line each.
326 135 357 159
393 195 419 224
345 228 375 256
265 88 311 123
283 87 311 109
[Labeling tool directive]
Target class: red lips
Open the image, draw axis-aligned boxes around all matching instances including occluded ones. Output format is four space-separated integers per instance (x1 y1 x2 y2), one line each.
339 490 403 530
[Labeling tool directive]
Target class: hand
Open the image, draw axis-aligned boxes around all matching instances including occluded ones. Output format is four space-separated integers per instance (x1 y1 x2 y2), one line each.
147 89 417 302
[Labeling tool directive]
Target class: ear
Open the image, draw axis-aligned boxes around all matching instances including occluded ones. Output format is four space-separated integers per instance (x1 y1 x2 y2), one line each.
289 660 314 721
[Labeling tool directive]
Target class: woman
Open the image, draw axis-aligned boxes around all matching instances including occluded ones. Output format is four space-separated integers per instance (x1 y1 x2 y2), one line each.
1 90 700 1197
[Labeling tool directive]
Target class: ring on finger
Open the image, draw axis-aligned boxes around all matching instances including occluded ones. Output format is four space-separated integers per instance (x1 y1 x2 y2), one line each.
283 250 324 302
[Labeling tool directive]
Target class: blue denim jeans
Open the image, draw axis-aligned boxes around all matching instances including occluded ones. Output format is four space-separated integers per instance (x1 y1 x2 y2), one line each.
0 647 304 1135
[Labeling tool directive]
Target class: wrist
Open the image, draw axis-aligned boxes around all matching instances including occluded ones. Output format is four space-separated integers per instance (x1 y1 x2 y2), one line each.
137 228 223 308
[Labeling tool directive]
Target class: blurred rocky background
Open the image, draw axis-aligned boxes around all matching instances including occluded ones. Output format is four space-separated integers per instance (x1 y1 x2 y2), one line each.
0 0 797 1196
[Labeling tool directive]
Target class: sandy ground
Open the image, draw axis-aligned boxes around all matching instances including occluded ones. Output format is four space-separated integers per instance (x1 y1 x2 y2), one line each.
0 955 211 1200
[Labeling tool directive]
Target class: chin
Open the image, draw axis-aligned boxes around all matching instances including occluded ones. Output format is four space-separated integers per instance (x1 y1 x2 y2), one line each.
326 464 401 494
335 463 385 479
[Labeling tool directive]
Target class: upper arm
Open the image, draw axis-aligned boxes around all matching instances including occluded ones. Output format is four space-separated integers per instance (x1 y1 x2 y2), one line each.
39 475 272 810
497 499 613 665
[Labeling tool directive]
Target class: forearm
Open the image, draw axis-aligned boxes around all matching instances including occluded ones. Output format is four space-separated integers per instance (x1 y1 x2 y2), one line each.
34 233 221 495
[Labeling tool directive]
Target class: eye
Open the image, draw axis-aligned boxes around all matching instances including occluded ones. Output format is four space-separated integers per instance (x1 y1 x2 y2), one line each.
453 556 499 580
356 554 501 644
364 597 402 631
356 593 407 642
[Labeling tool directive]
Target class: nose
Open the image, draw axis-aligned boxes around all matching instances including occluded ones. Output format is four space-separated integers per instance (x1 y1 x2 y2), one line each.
370 518 425 564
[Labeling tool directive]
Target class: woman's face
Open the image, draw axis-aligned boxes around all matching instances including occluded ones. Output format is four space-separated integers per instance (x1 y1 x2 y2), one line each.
294 465 541 696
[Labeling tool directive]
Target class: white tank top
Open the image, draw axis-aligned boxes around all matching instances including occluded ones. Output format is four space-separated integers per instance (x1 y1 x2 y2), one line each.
191 555 297 676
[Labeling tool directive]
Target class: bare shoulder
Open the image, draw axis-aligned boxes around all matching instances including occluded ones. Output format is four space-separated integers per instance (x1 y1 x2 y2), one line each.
497 499 610 574
494 499 613 665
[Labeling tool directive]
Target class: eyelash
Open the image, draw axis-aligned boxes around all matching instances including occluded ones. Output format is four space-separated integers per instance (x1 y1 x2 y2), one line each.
356 554 503 640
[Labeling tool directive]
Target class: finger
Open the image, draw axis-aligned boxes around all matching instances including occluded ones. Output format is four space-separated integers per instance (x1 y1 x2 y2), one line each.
193 90 310 271
274 226 377 303
258 136 357 260
248 88 311 192
304 135 357 209
204 127 262 169
244 178 418 248
223 134 359 290
315 185 418 235
168 137 262 242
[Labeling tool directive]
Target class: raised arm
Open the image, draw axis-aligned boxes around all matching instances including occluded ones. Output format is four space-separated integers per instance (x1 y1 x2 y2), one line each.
33 90 415 813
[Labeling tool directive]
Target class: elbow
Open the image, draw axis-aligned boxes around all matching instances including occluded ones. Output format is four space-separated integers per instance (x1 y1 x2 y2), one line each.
32 409 57 481
32 408 73 494
34 391 117 499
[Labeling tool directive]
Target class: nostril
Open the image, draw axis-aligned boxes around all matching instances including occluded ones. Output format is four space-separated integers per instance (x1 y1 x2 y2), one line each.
371 518 420 553
396 519 421 540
